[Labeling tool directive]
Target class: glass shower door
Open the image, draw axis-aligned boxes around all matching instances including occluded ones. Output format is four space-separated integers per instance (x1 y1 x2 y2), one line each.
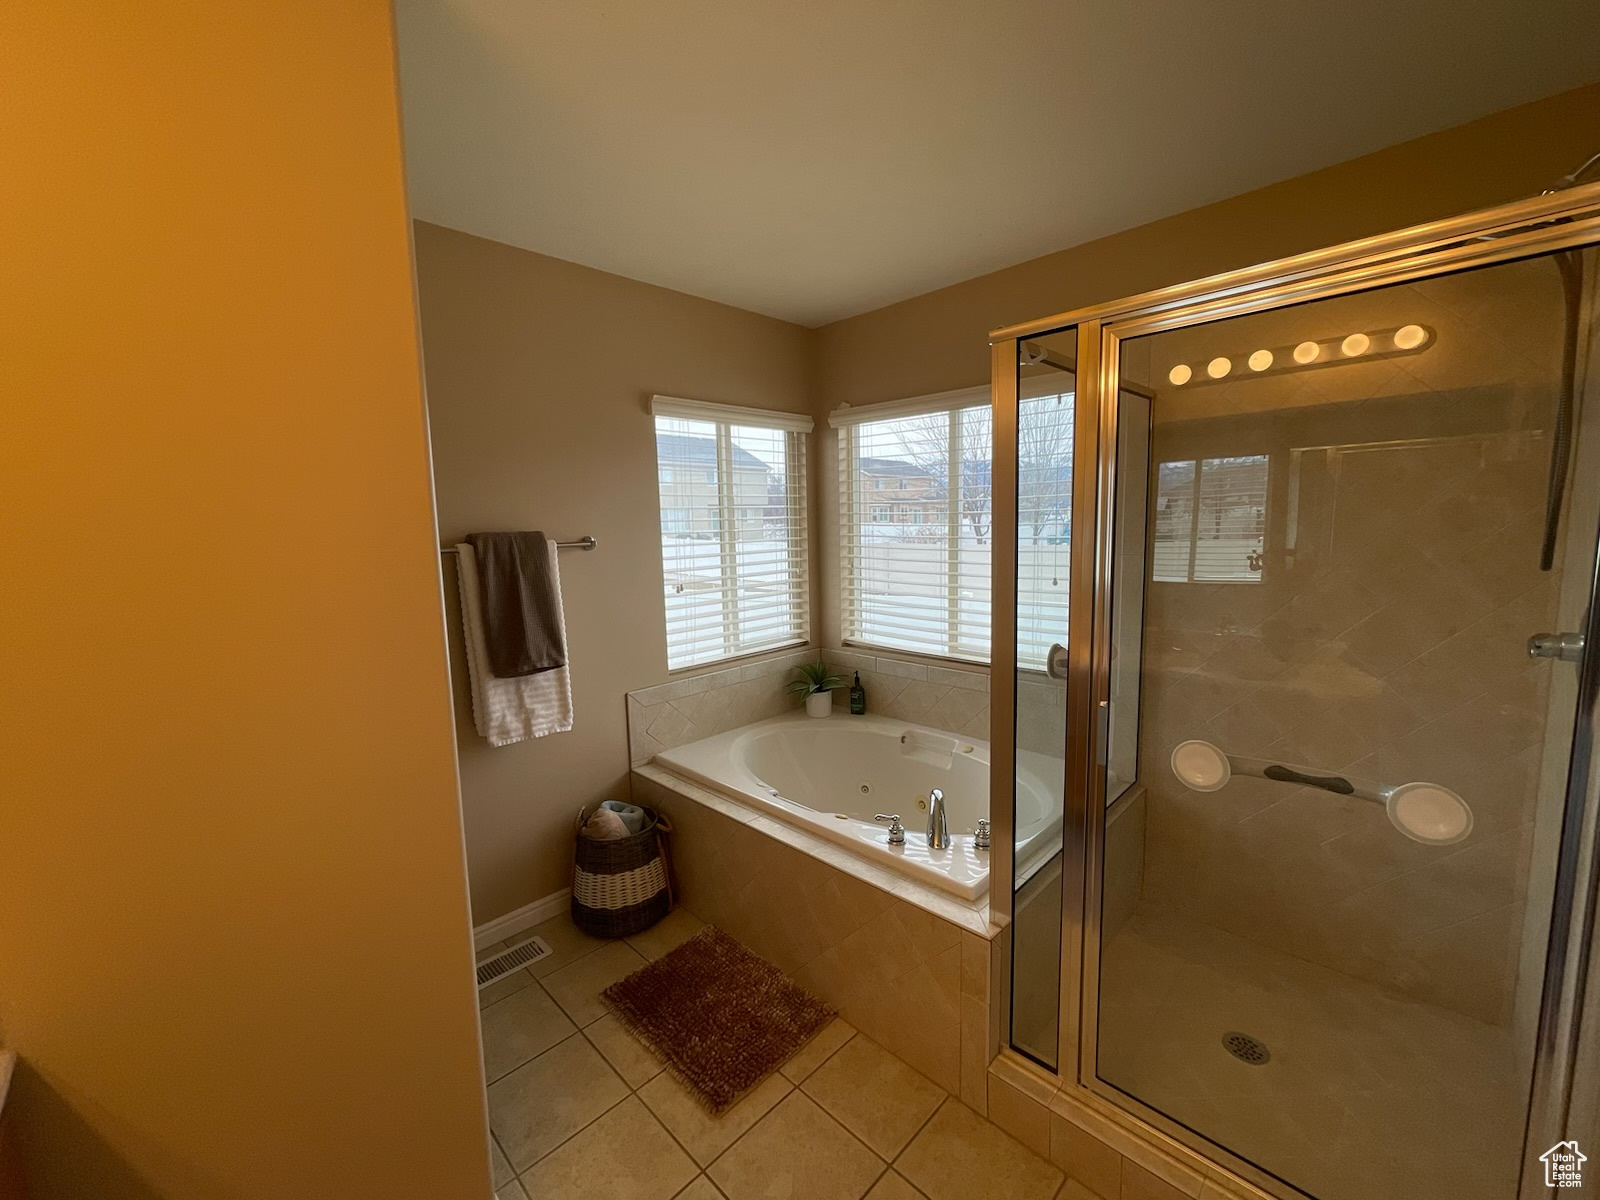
1010 328 1076 1066
1090 247 1600 1200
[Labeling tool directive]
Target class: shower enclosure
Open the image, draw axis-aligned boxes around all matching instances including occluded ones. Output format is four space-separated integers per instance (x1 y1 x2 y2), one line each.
989 182 1600 1199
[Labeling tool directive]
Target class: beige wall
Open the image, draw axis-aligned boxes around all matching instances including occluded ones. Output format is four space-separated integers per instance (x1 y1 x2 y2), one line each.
812 82 1600 646
0 6 490 1199
412 223 814 922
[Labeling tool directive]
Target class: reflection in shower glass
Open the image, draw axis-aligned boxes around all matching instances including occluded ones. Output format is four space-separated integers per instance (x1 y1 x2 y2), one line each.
1095 249 1600 1200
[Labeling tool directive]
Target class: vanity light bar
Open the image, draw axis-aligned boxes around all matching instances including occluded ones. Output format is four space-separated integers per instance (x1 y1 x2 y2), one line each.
1165 323 1432 388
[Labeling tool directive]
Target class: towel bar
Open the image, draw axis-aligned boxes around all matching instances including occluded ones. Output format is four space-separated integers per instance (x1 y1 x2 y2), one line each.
440 536 596 554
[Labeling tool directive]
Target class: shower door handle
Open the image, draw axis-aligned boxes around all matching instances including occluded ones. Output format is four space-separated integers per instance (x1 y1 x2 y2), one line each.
1529 632 1586 664
1095 700 1110 768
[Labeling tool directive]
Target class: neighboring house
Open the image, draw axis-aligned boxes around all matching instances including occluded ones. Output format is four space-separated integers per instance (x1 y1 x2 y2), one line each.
858 456 942 526
656 433 772 538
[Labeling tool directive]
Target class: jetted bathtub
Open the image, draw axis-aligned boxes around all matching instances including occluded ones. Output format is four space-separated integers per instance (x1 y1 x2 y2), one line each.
651 709 1062 900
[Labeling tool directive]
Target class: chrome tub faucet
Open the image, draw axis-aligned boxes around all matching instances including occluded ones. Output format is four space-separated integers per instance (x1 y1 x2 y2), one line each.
927 788 950 849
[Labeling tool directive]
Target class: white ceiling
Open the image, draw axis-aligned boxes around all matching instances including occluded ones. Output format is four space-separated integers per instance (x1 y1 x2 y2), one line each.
395 0 1600 327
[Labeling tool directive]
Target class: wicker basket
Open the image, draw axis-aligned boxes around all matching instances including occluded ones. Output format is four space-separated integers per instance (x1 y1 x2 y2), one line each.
571 804 673 938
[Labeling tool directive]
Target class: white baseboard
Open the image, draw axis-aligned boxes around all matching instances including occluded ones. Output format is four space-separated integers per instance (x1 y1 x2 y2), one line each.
473 888 570 950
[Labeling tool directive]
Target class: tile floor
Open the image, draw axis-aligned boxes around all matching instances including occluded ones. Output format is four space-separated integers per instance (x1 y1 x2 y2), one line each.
477 907 1065 1200
1097 906 1525 1200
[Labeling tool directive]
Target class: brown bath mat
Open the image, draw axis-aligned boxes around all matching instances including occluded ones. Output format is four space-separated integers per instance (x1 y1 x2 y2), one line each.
602 925 834 1113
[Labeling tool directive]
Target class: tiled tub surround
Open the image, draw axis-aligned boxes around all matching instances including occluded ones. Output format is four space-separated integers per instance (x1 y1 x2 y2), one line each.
632 765 1002 1110
821 649 992 740
625 646 994 768
626 647 820 766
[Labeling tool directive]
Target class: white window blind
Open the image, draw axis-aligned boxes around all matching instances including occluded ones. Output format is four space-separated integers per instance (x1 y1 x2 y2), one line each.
651 396 811 670
1153 455 1268 583
835 391 994 663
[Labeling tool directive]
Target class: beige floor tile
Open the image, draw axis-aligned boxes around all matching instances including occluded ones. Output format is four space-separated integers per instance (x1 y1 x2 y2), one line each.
987 1076 1049 1158
627 907 706 960
779 1017 856 1083
1051 1114 1122 1200
517 1095 697 1200
866 1172 928 1200
542 940 647 1027
674 1177 728 1200
495 1182 526 1200
482 982 577 1082
639 1068 792 1166
898 1100 1063 1200
490 1135 514 1188
802 1035 945 1158
487 1034 628 1170
709 1092 884 1200
584 1012 665 1088
1063 1182 1111 1200
1120 1163 1189 1200
523 914 607 980
480 967 537 1010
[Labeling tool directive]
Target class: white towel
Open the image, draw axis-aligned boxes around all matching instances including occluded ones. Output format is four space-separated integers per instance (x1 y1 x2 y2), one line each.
454 542 573 745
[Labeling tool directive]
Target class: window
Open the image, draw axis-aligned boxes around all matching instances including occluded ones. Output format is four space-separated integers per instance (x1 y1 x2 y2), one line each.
1153 455 1268 582
651 396 811 669
1016 391 1075 671
834 388 993 662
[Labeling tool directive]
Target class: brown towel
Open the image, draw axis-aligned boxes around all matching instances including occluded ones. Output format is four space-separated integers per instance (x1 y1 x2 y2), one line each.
465 532 568 678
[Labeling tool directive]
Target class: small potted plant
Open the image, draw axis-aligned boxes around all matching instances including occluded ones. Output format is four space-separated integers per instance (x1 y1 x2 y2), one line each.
787 662 846 718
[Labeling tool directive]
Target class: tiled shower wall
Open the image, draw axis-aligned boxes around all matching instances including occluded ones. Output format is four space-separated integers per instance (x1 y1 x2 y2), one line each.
1130 258 1569 1023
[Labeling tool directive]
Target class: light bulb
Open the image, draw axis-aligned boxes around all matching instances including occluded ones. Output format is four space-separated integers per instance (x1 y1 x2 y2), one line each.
1248 349 1274 372
1394 324 1428 350
1207 356 1232 379
1293 341 1320 364
1168 364 1193 386
1341 332 1371 357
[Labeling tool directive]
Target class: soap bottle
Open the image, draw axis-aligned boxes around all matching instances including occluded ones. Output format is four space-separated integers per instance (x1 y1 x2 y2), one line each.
849 670 866 715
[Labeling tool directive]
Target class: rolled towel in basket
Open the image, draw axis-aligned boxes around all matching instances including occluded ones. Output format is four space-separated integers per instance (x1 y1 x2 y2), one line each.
581 808 630 840
597 800 648 835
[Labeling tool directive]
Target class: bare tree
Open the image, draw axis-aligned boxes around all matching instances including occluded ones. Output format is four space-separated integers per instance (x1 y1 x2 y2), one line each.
1018 394 1074 544
894 409 996 543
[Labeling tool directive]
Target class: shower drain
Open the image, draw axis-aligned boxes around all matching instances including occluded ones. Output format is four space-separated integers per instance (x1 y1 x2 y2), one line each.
1221 1031 1271 1065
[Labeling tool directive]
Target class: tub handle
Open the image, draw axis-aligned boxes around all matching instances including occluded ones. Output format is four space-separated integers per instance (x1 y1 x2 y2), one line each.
874 814 906 845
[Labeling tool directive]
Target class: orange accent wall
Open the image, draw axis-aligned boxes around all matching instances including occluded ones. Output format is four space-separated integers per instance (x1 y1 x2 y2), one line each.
0 5 489 1198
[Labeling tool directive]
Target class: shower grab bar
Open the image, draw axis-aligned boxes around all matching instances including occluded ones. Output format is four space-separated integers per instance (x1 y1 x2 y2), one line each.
1171 739 1474 846
440 536 596 555
1228 752 1377 801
